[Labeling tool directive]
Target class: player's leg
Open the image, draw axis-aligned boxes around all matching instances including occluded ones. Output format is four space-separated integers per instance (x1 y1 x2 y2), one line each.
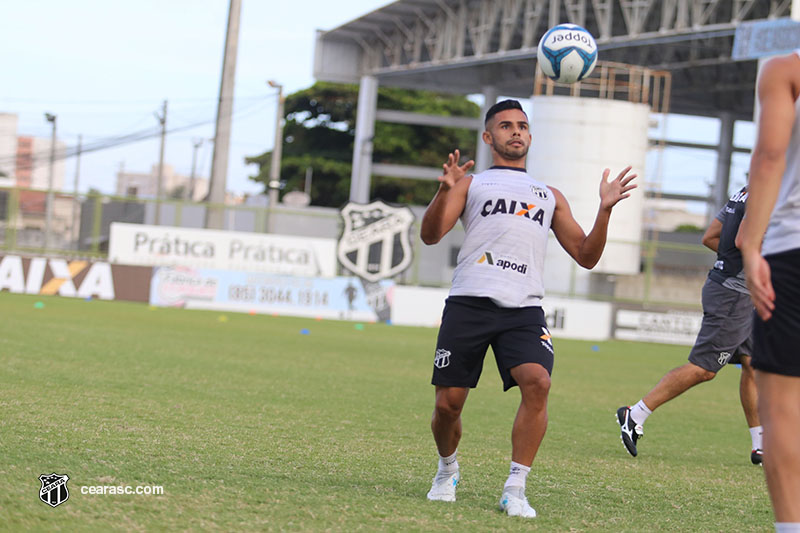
618 279 747 457
427 296 492 502
427 386 468 501
642 362 716 411
616 362 713 457
509 362 550 466
492 307 553 518
750 249 800 525
431 386 468 457
756 371 800 522
495 362 549 519
738 355 763 464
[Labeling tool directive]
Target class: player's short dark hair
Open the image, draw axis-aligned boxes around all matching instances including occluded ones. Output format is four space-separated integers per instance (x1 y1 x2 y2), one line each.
485 99 527 126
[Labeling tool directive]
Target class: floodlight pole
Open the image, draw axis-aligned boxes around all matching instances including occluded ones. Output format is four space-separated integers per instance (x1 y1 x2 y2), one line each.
44 112 57 250
154 99 167 225
72 134 82 248
267 80 285 219
189 138 203 201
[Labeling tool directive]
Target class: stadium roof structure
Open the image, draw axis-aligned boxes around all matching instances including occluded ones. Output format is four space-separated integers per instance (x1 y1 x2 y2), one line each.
313 0 800 206
315 0 798 121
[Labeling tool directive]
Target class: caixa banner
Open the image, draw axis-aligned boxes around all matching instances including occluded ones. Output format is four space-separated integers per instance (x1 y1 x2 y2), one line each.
109 223 337 278
0 254 151 302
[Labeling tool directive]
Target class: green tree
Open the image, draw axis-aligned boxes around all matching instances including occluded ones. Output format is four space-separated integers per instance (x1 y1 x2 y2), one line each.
246 82 480 207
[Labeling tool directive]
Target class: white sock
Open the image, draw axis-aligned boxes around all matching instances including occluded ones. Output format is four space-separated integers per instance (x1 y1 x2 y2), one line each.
775 523 800 532
630 400 652 425
435 451 458 482
503 461 531 491
750 426 763 450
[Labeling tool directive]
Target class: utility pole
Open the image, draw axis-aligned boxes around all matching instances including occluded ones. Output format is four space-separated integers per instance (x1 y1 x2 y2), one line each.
72 134 82 249
205 0 242 229
267 80 285 211
154 99 167 225
44 112 57 251
188 138 203 201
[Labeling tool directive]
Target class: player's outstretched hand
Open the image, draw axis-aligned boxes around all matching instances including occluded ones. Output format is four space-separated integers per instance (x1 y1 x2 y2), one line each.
439 149 474 191
599 166 638 210
742 249 776 321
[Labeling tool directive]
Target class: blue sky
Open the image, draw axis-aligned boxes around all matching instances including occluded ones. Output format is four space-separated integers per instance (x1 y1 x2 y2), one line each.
1 0 391 195
1 0 752 203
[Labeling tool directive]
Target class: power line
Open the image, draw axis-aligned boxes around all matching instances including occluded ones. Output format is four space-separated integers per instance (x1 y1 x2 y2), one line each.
0 97 272 172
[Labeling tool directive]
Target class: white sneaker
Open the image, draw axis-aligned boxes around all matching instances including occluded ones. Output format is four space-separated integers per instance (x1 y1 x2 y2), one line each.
499 488 537 518
426 471 459 502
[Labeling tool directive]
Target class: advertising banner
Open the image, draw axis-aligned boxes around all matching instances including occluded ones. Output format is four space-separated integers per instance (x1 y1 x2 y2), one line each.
390 286 612 340
0 254 151 302
109 223 337 277
149 266 393 322
615 308 702 345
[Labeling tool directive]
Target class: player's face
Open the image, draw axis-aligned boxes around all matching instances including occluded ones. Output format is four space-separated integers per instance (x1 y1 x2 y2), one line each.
484 109 531 161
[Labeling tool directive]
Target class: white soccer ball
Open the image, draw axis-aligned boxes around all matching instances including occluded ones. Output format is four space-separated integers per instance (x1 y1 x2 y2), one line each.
537 24 598 84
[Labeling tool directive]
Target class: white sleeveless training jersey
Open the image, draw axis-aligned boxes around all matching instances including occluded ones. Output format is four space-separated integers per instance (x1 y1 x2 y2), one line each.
762 49 800 256
449 167 556 307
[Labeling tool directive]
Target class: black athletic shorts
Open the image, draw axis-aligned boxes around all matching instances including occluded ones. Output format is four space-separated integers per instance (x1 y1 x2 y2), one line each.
431 296 554 391
752 248 800 377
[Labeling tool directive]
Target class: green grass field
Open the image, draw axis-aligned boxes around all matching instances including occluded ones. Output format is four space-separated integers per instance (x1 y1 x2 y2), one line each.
0 292 772 531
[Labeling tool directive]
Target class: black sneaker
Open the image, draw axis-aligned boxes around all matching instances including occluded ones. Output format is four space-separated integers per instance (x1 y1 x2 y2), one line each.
751 449 763 465
616 406 644 457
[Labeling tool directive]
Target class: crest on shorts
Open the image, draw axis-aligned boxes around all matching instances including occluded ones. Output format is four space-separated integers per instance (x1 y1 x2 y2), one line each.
337 200 415 282
717 351 732 365
434 348 451 369
39 473 69 508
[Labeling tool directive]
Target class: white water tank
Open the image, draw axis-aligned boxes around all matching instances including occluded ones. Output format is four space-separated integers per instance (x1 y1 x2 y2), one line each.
528 95 648 295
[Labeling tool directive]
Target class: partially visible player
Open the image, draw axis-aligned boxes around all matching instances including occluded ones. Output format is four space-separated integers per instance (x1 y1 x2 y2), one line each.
420 99 637 518
736 51 800 529
616 185 762 464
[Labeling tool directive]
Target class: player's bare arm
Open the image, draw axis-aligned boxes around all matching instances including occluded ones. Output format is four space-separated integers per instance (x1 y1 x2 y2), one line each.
736 54 800 320
701 218 723 253
550 166 637 269
420 149 475 245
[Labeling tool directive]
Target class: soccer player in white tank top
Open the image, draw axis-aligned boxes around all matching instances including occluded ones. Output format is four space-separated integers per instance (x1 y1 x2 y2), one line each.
737 51 800 530
420 99 637 517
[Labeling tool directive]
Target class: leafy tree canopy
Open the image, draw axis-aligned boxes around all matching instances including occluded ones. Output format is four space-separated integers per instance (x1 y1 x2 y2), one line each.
246 82 480 207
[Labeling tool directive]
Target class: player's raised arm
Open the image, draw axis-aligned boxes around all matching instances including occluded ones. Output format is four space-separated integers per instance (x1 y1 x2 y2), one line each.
550 166 637 269
420 149 474 245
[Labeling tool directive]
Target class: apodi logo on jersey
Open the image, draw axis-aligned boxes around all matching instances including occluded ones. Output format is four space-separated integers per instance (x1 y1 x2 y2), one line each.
477 251 528 274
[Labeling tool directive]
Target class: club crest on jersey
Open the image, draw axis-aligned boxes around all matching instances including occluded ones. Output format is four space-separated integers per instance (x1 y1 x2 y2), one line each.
480 199 545 226
337 200 415 282
531 185 549 199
